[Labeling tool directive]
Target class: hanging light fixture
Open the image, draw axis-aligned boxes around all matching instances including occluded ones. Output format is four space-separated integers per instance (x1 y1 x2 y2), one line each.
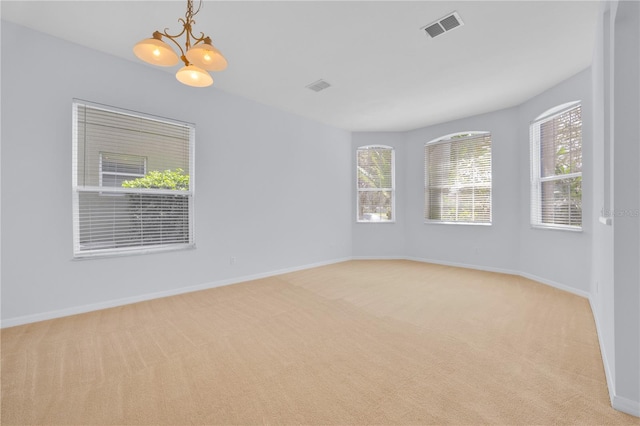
133 0 227 87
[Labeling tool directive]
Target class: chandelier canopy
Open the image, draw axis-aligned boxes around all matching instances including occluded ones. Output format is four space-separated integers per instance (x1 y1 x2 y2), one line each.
133 0 227 87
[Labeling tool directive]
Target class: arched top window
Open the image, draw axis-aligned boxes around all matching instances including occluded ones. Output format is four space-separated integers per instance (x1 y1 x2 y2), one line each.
356 145 395 223
424 132 492 224
534 100 581 122
426 131 489 145
530 102 582 230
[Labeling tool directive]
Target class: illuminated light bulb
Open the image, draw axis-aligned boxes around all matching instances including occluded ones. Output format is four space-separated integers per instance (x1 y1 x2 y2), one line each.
176 65 213 87
133 36 179 66
185 41 227 71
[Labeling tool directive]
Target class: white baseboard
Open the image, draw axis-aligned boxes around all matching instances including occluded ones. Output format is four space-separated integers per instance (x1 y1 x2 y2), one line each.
405 255 522 276
589 294 640 418
517 271 590 299
612 394 640 417
0 257 351 328
351 255 406 261
589 296 616 404
0 255 590 327
405 256 590 299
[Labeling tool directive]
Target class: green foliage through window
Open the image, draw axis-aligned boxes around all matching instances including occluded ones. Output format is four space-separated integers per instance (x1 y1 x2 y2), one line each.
121 168 189 190
532 103 582 228
357 147 394 222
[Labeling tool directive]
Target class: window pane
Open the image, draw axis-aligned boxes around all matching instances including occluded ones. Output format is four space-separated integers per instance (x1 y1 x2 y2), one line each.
358 190 393 221
357 149 393 189
531 103 582 229
101 153 146 175
540 106 582 178
541 177 582 227
101 174 124 188
78 191 190 251
76 105 191 188
425 133 491 223
73 101 194 257
357 146 394 222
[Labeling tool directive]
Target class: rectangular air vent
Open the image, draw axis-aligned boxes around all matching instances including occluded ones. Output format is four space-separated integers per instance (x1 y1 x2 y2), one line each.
422 11 464 39
306 79 331 92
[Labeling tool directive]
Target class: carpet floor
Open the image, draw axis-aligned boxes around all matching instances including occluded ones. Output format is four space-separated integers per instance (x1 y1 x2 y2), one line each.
1 260 638 424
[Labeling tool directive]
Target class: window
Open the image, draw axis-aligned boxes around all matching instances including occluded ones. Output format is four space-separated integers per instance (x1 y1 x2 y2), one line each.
357 146 394 222
424 132 492 224
99 152 146 189
72 100 195 257
530 102 582 230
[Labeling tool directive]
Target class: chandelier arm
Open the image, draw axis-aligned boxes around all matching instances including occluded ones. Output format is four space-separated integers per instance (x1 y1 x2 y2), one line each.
157 29 188 64
161 19 189 41
188 30 210 46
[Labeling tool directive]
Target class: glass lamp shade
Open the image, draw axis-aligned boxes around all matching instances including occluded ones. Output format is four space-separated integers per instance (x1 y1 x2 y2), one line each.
176 65 213 87
185 43 228 71
133 37 179 66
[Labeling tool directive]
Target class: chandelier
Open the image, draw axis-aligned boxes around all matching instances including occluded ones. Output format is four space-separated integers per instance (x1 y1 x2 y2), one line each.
133 0 227 87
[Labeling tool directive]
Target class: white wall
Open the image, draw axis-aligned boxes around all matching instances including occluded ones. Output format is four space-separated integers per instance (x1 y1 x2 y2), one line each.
353 70 592 293
590 0 640 415
0 21 353 325
517 69 593 294
403 108 521 272
611 1 640 409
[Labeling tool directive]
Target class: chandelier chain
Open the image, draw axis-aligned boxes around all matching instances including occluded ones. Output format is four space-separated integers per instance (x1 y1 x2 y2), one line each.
157 0 208 65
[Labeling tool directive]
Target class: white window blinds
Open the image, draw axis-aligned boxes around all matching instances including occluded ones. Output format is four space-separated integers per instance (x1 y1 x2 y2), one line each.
72 101 195 257
424 132 492 224
357 146 394 222
530 103 582 229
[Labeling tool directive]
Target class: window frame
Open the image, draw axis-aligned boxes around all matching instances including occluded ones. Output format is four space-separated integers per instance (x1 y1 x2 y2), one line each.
424 131 492 226
530 101 582 231
356 145 396 223
72 100 196 258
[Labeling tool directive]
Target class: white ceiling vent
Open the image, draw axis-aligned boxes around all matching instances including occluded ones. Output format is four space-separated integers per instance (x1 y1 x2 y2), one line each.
422 12 464 39
306 79 331 92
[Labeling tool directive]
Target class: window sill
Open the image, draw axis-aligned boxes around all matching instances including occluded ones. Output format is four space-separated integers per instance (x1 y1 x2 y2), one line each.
356 220 396 224
530 224 583 233
73 243 195 260
424 221 491 226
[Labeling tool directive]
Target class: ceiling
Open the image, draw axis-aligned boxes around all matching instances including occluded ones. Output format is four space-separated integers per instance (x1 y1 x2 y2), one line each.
1 1 599 132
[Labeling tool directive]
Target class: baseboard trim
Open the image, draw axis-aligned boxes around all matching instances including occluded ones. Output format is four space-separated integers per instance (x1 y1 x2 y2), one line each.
405 256 521 276
351 255 406 261
0 256 591 327
517 271 590 299
588 296 616 404
0 257 352 328
612 394 640 417
404 256 590 299
590 296 640 418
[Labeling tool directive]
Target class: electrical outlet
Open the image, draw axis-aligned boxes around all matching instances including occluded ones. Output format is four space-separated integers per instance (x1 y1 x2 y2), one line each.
230 256 236 266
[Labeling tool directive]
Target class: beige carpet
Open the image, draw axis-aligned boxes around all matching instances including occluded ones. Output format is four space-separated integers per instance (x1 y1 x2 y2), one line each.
1 260 638 425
